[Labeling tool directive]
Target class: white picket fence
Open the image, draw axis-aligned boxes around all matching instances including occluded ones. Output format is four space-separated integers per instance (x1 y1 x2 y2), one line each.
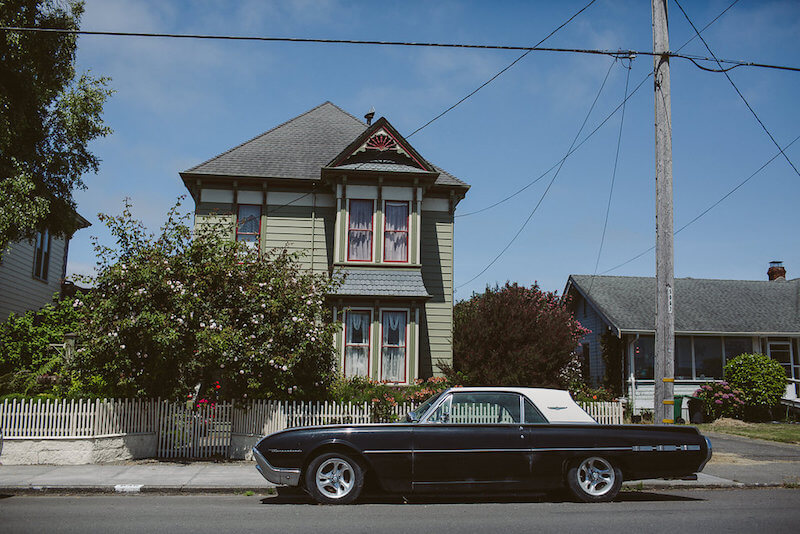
0 398 623 458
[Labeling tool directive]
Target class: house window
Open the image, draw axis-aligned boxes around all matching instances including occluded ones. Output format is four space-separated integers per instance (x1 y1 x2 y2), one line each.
348 200 373 261
344 310 371 377
383 201 409 262
580 343 591 381
694 336 723 379
236 205 261 250
381 310 407 383
33 229 50 281
724 337 752 362
675 336 693 380
633 336 655 379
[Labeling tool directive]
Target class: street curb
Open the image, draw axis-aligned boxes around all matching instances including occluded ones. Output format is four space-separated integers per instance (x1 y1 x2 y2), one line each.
3 483 793 495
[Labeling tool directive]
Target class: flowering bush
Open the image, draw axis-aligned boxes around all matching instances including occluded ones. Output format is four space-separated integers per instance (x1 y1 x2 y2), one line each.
571 386 616 404
329 375 455 422
692 381 745 421
71 198 340 401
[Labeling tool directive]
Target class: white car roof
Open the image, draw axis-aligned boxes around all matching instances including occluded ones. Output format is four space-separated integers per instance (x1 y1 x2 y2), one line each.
443 387 597 424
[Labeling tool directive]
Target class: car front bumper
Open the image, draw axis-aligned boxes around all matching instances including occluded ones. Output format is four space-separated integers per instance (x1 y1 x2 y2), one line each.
252 447 301 486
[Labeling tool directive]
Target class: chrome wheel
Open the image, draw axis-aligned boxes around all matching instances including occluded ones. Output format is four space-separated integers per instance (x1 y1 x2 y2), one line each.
576 457 615 497
315 457 355 500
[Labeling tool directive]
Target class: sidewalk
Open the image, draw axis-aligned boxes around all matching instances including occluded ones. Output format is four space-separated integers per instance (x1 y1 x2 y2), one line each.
0 462 276 493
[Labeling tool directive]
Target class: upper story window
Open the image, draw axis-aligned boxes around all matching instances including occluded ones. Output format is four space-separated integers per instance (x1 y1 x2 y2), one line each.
348 199 374 261
33 229 50 281
384 201 409 262
236 205 261 250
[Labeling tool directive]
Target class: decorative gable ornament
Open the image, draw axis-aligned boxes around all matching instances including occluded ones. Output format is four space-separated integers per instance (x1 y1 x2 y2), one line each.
328 117 435 173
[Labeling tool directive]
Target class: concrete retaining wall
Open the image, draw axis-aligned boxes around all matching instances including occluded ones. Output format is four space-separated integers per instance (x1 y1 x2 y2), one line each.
1 433 157 465
230 434 259 461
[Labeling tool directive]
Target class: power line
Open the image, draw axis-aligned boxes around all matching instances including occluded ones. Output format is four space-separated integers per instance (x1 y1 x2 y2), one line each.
407 0 598 138
456 58 618 290
673 0 800 178
456 72 650 219
587 57 633 297
599 132 800 275
455 0 741 219
1 25 798 73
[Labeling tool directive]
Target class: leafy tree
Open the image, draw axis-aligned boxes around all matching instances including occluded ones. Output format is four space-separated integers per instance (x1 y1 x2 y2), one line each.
0 296 82 395
0 0 112 253
444 282 590 387
724 353 787 421
71 198 341 400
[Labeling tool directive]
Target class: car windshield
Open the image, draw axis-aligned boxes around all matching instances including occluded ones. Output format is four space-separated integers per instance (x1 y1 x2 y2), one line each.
412 392 443 421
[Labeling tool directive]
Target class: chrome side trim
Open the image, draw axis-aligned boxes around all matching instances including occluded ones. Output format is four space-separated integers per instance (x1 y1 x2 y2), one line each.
252 447 301 486
364 445 701 455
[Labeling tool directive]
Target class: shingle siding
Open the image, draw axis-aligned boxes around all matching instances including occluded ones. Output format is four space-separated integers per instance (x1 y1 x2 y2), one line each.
0 237 65 322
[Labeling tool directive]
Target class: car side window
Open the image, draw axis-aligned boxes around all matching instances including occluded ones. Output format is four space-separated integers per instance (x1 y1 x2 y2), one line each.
524 398 548 423
446 392 522 424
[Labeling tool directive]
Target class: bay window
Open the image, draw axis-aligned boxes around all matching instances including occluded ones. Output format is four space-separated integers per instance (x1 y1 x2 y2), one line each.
383 201 409 262
348 200 373 261
344 310 371 377
381 310 407 382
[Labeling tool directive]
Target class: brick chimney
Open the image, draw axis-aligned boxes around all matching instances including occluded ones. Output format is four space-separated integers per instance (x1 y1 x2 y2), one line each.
767 260 786 281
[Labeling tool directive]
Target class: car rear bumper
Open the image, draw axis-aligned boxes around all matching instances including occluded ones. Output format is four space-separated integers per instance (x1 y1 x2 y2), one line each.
252 447 301 486
698 436 713 472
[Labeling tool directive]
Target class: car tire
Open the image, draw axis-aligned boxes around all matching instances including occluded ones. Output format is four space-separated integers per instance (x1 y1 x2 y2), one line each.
305 452 364 505
566 456 622 503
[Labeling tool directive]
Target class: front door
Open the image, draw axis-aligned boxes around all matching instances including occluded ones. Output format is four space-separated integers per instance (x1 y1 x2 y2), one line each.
412 391 531 491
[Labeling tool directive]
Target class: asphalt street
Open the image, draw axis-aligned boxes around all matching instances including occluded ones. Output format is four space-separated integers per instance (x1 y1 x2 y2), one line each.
1 489 799 534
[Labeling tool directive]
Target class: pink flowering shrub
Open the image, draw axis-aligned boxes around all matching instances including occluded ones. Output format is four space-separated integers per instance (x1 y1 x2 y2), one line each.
330 375 455 422
692 381 745 421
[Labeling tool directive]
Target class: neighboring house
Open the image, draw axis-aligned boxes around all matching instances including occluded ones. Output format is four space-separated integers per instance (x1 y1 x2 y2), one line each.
564 262 800 411
0 214 90 322
179 102 469 384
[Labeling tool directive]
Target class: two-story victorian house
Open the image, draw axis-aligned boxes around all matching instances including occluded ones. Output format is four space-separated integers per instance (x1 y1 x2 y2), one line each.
179 102 469 384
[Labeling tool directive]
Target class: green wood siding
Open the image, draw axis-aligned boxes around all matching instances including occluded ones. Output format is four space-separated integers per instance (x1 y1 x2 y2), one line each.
420 210 454 377
265 205 334 274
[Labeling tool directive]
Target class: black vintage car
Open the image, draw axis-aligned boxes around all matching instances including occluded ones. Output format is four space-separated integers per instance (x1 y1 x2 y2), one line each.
253 387 712 504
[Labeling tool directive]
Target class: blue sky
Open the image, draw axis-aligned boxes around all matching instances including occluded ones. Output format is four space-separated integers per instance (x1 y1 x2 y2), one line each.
68 0 800 297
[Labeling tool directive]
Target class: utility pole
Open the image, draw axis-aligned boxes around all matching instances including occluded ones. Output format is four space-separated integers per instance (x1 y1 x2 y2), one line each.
652 0 675 424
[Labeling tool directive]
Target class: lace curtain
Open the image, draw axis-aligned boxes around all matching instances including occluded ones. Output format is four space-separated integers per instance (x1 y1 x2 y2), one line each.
348 200 373 260
384 202 408 262
381 311 406 382
345 311 369 377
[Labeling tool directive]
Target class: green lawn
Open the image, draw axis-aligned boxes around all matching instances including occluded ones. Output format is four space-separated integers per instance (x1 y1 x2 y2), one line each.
696 419 800 444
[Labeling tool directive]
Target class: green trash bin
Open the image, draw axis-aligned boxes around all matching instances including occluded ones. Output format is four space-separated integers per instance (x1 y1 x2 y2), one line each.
673 395 686 424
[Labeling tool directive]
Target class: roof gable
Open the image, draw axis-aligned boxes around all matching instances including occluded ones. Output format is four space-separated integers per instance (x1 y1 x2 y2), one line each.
180 102 469 188
567 274 800 334
328 117 434 173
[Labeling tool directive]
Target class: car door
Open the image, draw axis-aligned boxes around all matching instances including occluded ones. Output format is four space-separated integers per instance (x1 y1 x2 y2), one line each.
412 391 531 492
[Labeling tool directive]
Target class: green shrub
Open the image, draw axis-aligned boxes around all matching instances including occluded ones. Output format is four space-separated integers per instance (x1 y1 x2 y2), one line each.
724 353 787 421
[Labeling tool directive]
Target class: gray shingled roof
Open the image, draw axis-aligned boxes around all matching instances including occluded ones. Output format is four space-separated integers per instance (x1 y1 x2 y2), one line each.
182 102 467 187
568 275 800 334
333 268 431 298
